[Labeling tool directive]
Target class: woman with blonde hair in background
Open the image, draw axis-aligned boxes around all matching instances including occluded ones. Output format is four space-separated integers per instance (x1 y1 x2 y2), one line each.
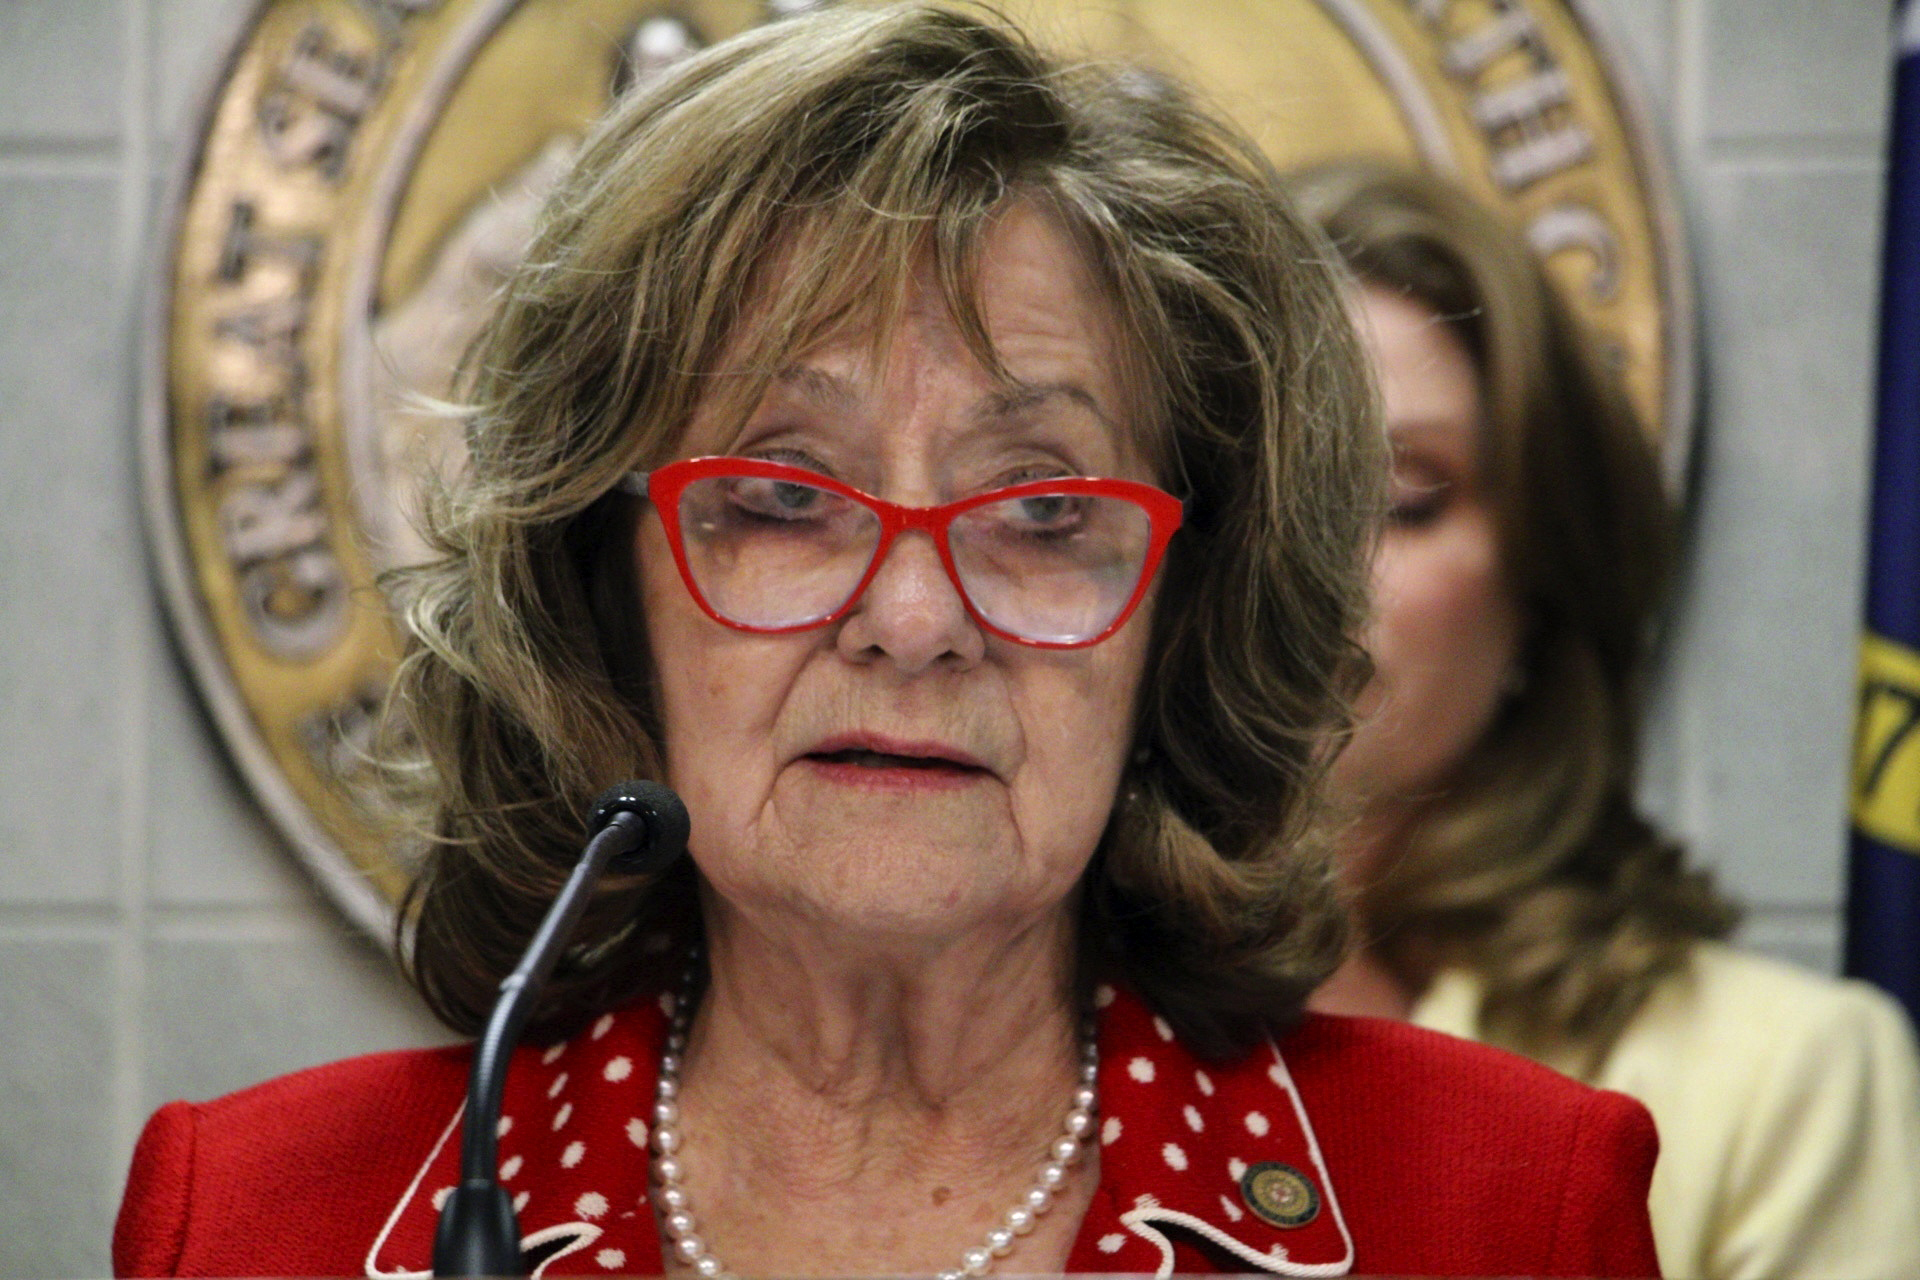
1296 160 1920 1280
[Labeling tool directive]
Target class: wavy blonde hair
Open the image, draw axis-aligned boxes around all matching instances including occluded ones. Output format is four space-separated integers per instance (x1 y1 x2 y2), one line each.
386 4 1382 1057
1290 162 1738 1070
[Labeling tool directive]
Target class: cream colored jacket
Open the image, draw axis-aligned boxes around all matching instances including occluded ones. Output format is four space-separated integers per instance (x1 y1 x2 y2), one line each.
1413 943 1920 1280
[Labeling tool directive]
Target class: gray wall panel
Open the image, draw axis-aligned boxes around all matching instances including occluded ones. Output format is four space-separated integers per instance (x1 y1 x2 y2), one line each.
0 937 119 1278
0 175 138 908
0 1 125 144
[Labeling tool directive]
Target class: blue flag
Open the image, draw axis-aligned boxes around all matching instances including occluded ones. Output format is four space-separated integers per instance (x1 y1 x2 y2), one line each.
1846 1 1920 1025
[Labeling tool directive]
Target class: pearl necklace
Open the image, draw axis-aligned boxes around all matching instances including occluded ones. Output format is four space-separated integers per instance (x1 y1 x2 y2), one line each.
648 954 1100 1280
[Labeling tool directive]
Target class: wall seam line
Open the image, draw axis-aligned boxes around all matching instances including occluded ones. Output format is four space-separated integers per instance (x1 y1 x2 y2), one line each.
107 0 156 1246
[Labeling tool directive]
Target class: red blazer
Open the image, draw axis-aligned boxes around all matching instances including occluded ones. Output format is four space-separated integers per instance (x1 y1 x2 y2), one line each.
115 984 1659 1277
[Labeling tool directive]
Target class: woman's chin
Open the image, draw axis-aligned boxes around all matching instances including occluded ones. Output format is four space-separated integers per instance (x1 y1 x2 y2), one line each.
726 882 1061 954
700 829 1073 951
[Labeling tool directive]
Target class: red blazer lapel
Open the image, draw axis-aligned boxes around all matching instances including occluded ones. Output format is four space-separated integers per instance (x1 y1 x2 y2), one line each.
366 1000 673 1277
1068 984 1353 1277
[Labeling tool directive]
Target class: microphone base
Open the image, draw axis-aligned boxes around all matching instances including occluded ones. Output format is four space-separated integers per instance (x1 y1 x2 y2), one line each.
432 1180 524 1277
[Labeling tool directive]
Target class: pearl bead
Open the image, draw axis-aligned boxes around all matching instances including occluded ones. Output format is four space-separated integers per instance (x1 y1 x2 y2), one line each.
665 1210 696 1239
674 1235 706 1263
1025 1186 1053 1213
961 1246 992 1275
1037 1162 1067 1190
1006 1206 1036 1235
653 1125 681 1154
1072 1086 1096 1111
1051 1136 1081 1164
655 1099 681 1126
660 1054 682 1077
986 1227 1015 1256
656 1076 679 1100
667 1032 687 1053
658 1185 690 1212
654 1156 683 1184
1079 1061 1098 1083
938 1271 963 1280
694 1257 723 1278
1065 1109 1093 1138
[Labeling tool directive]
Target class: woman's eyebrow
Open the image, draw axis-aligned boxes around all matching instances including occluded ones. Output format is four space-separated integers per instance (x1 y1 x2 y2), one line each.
1386 417 1476 449
974 381 1112 429
773 364 862 410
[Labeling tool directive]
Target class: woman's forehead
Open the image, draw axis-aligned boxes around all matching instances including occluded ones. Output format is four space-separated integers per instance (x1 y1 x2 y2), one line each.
1363 290 1480 423
678 360 1147 485
679 355 1153 485
678 204 1162 469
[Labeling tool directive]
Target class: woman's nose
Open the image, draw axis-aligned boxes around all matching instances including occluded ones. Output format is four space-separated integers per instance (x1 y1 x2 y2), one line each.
834 530 986 672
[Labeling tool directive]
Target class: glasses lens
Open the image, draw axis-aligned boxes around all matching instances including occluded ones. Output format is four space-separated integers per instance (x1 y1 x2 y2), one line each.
949 491 1153 644
676 472 880 628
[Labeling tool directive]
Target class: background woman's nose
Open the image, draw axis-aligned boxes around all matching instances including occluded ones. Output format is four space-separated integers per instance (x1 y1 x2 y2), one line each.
834 531 986 671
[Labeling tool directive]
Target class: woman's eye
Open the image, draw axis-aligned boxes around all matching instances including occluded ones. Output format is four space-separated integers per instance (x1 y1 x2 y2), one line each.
1387 480 1449 529
771 480 818 511
727 476 826 520
1016 493 1074 525
720 448 840 519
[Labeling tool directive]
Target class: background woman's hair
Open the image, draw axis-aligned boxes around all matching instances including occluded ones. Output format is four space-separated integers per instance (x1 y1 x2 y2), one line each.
1289 161 1738 1069
385 3 1382 1058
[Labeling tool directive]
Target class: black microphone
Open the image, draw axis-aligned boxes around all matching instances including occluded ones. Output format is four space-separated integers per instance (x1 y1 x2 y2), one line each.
433 780 690 1277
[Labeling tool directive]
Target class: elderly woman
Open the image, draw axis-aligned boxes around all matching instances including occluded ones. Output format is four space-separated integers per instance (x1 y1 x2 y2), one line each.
1296 162 1920 1279
116 10 1661 1278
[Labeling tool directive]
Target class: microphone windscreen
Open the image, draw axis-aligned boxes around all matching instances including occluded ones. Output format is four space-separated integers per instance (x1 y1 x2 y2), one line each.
588 779 690 874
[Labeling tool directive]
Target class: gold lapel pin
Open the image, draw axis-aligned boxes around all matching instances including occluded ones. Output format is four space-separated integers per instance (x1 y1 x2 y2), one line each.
1240 1161 1320 1228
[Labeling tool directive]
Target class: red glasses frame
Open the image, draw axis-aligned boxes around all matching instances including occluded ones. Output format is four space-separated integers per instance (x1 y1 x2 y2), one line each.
625 456 1184 649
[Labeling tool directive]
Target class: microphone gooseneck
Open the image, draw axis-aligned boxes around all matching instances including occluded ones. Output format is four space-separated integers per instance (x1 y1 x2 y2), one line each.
433 780 690 1277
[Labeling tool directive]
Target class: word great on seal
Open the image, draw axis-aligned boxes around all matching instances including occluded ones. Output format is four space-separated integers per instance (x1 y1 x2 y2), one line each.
149 0 1691 942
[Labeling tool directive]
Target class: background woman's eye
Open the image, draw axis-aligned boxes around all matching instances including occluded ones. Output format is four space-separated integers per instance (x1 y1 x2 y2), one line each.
1387 480 1449 528
1382 470 1451 525
1385 450 1454 529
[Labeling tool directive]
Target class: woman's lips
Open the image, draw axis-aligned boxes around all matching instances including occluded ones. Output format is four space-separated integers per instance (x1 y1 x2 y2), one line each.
798 734 991 791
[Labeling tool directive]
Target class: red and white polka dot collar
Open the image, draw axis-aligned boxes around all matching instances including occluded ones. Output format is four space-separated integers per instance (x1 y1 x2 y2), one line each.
1070 981 1354 1276
365 983 1353 1277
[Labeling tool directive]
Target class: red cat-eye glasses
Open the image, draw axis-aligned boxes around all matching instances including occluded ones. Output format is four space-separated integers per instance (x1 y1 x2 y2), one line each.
621 457 1183 650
